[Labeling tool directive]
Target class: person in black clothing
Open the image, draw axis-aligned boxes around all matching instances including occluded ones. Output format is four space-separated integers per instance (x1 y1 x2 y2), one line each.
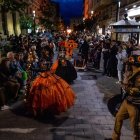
107 40 118 77
79 39 89 65
102 39 110 75
51 53 77 84
0 58 20 104
94 44 102 69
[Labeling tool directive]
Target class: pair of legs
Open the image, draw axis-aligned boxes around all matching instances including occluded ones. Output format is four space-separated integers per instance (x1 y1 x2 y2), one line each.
103 58 109 75
117 70 123 83
4 81 20 100
0 87 6 106
112 100 139 140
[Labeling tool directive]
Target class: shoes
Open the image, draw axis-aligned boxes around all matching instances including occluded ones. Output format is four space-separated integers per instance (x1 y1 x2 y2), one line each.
1 105 10 111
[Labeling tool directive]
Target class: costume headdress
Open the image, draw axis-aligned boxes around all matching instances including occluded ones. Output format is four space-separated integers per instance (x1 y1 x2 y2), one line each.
128 48 140 67
58 40 77 49
65 40 78 49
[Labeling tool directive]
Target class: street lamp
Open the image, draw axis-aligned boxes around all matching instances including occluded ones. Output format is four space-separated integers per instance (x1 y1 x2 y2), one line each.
115 0 121 41
67 28 72 34
91 10 94 15
116 0 121 22
83 17 85 22
33 10 36 34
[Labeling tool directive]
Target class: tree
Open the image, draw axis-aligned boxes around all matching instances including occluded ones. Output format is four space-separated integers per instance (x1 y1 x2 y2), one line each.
39 1 59 30
0 0 28 12
0 0 29 35
19 15 33 29
84 18 94 30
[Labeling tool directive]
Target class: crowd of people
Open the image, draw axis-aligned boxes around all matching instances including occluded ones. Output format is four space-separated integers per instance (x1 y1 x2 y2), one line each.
0 30 140 139
0 30 138 110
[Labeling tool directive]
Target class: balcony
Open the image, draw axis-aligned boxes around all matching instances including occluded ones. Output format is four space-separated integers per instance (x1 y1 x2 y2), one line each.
93 0 112 11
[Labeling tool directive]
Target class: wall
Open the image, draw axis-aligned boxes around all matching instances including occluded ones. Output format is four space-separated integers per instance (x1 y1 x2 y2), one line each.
0 7 3 34
7 12 14 35
15 12 21 35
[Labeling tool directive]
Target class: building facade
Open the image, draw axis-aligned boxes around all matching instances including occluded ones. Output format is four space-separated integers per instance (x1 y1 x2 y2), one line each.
120 0 140 21
92 0 140 35
27 0 59 31
92 0 115 35
70 17 83 29
0 0 33 36
0 0 59 37
84 0 94 19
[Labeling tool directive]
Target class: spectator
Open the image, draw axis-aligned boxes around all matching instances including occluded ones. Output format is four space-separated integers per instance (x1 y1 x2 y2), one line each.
116 45 127 84
102 39 110 75
79 39 89 67
0 58 20 106
107 40 118 77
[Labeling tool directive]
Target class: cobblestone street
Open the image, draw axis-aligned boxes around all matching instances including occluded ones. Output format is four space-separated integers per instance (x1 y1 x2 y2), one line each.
0 71 133 140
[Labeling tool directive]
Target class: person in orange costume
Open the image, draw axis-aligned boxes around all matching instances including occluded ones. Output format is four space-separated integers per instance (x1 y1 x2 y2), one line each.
65 40 78 59
27 69 76 117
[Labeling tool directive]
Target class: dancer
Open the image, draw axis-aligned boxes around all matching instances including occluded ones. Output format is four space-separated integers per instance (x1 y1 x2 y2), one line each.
27 68 76 116
51 51 77 84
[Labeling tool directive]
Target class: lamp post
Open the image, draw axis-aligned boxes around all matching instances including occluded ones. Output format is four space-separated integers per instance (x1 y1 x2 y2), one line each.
116 0 121 22
115 0 121 41
33 10 36 34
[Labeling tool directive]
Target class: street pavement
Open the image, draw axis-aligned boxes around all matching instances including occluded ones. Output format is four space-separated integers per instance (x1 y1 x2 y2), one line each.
0 70 133 140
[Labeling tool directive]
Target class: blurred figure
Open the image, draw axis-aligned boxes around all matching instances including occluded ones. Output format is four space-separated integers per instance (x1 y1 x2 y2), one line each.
102 39 110 75
79 39 89 66
107 40 118 77
51 51 77 84
116 45 127 84
27 70 75 117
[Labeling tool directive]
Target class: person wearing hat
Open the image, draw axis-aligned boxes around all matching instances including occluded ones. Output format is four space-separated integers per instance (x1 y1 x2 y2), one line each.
26 59 76 117
51 51 77 84
105 49 140 140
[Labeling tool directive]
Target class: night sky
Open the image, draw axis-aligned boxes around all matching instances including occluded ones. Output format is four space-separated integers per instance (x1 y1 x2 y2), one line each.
52 0 83 25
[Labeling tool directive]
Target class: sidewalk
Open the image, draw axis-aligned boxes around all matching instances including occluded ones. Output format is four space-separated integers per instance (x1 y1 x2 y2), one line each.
96 70 132 132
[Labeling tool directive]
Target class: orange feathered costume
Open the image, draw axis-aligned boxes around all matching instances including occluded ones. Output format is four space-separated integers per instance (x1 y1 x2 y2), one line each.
65 40 77 58
58 40 78 59
28 71 75 115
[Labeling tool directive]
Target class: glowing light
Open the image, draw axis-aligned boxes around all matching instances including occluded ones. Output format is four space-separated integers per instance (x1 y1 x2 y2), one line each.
125 8 128 11
91 10 94 15
118 1 121 8
33 10 35 17
128 7 140 17
67 29 72 34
